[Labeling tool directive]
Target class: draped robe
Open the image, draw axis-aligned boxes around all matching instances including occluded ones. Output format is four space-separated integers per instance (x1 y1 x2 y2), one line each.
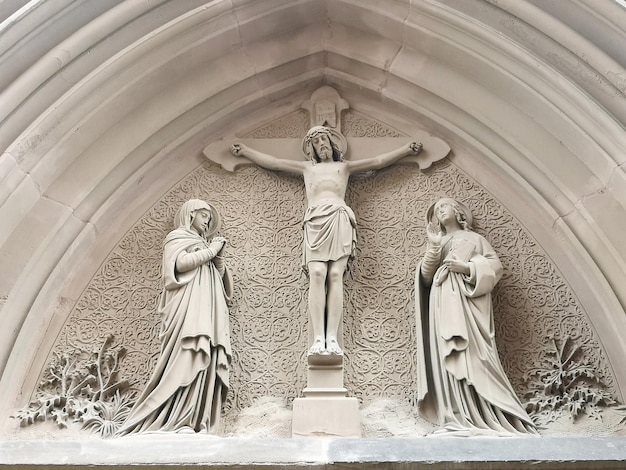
415 230 536 435
117 228 232 434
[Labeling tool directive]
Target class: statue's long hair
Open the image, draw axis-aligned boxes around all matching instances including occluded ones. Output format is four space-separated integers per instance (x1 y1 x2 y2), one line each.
426 198 473 234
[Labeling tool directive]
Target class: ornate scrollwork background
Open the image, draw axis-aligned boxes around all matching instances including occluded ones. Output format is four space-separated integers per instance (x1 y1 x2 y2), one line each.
43 110 617 429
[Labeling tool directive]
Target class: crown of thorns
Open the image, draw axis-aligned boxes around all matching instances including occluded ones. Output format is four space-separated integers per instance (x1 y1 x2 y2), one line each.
304 126 333 145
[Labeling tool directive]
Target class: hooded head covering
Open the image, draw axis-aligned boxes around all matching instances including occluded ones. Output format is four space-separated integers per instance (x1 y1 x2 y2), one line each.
426 197 473 233
174 199 221 238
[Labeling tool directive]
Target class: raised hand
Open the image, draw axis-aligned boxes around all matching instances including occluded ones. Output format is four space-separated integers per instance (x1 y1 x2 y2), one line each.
426 221 442 247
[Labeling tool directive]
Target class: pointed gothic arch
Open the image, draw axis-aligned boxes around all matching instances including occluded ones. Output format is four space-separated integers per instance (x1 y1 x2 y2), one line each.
1 1 625 430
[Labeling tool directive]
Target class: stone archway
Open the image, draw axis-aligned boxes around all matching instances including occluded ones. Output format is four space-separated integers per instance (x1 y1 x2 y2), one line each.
1 1 625 439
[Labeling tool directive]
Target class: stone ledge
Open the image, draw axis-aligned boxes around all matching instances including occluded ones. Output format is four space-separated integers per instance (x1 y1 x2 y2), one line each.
1 436 625 469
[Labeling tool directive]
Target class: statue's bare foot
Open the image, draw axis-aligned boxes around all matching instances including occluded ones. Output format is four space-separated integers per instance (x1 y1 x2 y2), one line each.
175 426 196 434
308 338 325 355
326 338 343 355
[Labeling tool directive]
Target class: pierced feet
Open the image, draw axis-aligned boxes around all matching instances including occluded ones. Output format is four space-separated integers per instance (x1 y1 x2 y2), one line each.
326 338 343 355
308 337 325 355
307 337 344 356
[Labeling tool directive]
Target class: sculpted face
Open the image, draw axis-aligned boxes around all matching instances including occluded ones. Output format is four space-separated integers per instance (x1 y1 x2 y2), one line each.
312 134 333 161
434 199 456 225
191 209 211 235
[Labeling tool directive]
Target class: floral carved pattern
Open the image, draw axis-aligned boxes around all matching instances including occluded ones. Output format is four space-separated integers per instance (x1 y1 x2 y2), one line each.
248 110 310 138
41 111 617 430
342 110 402 137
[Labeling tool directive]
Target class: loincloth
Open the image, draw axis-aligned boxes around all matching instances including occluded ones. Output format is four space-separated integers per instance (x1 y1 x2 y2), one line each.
303 204 357 265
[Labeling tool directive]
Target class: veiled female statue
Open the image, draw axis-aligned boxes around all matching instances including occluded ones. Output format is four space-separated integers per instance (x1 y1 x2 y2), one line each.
118 199 232 435
414 198 537 436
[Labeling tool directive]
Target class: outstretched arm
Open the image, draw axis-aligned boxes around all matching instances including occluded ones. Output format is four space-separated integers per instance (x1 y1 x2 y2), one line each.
345 142 422 174
231 143 305 174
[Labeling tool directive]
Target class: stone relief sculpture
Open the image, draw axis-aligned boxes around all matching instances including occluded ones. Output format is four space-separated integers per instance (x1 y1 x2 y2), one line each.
414 197 537 436
25 94 621 438
231 126 422 357
13 335 134 437
117 199 232 435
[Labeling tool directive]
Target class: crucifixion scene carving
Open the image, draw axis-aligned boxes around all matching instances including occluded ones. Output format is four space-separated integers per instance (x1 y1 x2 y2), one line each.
3 3 626 468
231 127 422 359
12 84 622 443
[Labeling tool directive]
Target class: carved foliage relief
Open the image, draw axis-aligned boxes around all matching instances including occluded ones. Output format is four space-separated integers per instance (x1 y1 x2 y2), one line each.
43 110 617 426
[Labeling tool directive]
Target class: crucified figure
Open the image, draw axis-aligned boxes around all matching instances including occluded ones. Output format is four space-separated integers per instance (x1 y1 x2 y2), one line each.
232 126 422 356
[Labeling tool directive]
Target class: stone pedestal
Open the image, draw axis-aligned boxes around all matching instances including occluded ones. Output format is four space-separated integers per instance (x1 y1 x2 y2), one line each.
292 396 360 437
291 355 361 437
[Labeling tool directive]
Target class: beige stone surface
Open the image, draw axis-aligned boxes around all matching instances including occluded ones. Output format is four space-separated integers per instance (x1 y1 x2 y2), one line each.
0 0 625 456
292 397 361 437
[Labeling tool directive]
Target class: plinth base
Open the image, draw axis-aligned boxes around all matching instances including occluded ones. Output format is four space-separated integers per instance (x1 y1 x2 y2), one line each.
292 397 361 437
3 436 626 469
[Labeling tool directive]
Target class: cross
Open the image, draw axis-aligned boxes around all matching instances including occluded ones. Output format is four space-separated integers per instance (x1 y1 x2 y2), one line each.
203 87 450 362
